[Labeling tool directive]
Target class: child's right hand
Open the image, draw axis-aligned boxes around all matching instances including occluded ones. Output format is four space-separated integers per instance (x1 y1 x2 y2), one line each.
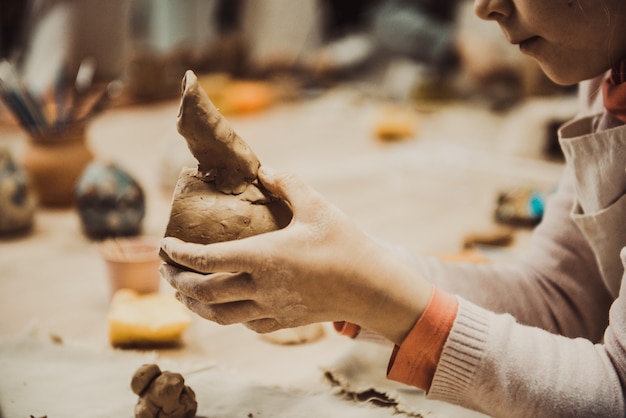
160 167 433 345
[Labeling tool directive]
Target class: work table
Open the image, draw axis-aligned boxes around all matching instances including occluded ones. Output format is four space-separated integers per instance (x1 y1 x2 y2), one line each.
0 88 570 417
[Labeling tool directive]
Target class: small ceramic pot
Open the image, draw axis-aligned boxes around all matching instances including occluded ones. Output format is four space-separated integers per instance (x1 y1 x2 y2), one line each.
21 123 94 207
99 236 161 298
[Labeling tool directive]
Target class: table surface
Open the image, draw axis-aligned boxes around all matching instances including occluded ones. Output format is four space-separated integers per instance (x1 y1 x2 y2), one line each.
0 87 572 416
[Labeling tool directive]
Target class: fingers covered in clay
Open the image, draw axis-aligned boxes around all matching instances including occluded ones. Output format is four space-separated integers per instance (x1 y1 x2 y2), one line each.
161 236 272 274
161 168 433 344
160 266 256 304
177 294 270 327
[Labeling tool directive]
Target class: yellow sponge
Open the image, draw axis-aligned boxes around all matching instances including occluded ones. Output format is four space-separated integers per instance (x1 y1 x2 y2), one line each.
107 289 192 347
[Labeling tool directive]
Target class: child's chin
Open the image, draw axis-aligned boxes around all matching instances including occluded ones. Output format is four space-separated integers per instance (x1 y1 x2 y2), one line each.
538 64 584 87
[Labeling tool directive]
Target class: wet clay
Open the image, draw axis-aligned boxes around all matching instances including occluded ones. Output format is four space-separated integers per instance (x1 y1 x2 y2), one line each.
131 363 197 418
161 70 292 270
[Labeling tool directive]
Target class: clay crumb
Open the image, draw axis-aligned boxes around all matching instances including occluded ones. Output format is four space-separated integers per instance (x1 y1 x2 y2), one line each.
49 334 63 344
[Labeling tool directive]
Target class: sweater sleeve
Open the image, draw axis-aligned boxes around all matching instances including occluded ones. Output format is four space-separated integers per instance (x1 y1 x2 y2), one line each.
333 321 361 338
387 287 458 390
425 248 626 417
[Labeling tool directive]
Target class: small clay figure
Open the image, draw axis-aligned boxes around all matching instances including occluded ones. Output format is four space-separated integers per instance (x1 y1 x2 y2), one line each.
161 70 292 270
75 161 145 240
131 363 197 418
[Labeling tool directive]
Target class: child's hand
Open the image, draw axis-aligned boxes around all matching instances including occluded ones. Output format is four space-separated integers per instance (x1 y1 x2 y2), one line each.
159 167 432 344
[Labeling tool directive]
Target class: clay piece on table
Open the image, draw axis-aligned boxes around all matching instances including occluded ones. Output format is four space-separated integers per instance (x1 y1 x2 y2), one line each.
0 147 36 237
75 161 145 240
373 105 417 142
161 70 292 271
260 323 326 345
131 363 197 418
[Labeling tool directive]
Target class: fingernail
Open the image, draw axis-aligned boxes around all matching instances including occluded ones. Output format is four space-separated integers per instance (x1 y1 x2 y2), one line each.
158 264 170 284
158 263 168 278
175 292 185 304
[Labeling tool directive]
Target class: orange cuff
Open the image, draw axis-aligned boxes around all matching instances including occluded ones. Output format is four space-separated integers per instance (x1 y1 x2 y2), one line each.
333 321 361 338
387 287 458 391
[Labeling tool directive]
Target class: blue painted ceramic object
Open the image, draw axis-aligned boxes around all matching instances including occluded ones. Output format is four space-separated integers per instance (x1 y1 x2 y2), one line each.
75 161 145 240
0 147 36 236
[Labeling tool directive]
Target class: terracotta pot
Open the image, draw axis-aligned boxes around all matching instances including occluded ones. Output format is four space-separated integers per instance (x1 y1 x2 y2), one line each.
99 236 161 298
21 123 94 207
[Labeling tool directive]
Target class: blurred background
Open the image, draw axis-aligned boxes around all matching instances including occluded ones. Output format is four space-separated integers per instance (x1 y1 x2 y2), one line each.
0 2 579 416
1 0 573 110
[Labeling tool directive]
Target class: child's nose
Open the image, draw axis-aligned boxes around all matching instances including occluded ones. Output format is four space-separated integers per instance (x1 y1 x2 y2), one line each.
474 0 513 21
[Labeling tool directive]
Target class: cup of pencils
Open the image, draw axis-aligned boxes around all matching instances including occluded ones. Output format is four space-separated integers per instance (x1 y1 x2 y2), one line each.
0 58 110 207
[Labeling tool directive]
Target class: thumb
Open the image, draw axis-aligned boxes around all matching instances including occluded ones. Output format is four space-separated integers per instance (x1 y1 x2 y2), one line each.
258 166 312 213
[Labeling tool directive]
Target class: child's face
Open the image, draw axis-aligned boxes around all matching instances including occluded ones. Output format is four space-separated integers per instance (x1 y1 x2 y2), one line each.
474 0 626 85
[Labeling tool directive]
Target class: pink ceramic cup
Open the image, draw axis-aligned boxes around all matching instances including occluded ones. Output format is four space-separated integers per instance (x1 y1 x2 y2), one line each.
99 236 162 298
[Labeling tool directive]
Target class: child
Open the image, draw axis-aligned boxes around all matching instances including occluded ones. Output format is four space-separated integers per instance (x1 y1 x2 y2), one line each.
160 0 626 415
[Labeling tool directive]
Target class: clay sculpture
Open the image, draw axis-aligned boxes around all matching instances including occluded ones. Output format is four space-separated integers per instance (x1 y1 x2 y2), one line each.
161 70 292 270
131 363 197 418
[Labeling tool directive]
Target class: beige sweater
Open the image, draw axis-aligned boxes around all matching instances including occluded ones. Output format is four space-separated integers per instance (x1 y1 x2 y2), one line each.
403 77 626 417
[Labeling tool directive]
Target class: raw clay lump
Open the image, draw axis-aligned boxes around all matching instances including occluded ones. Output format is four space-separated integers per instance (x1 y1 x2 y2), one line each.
162 70 292 270
131 363 197 418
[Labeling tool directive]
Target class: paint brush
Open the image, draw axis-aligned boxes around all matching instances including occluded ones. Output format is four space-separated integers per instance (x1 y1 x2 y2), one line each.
0 59 50 136
68 57 97 122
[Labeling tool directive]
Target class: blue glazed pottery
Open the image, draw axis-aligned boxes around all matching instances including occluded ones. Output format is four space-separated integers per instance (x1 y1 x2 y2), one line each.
76 161 145 240
0 147 36 236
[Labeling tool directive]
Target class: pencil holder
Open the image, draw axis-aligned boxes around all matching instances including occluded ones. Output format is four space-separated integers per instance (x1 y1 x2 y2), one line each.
21 123 93 207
